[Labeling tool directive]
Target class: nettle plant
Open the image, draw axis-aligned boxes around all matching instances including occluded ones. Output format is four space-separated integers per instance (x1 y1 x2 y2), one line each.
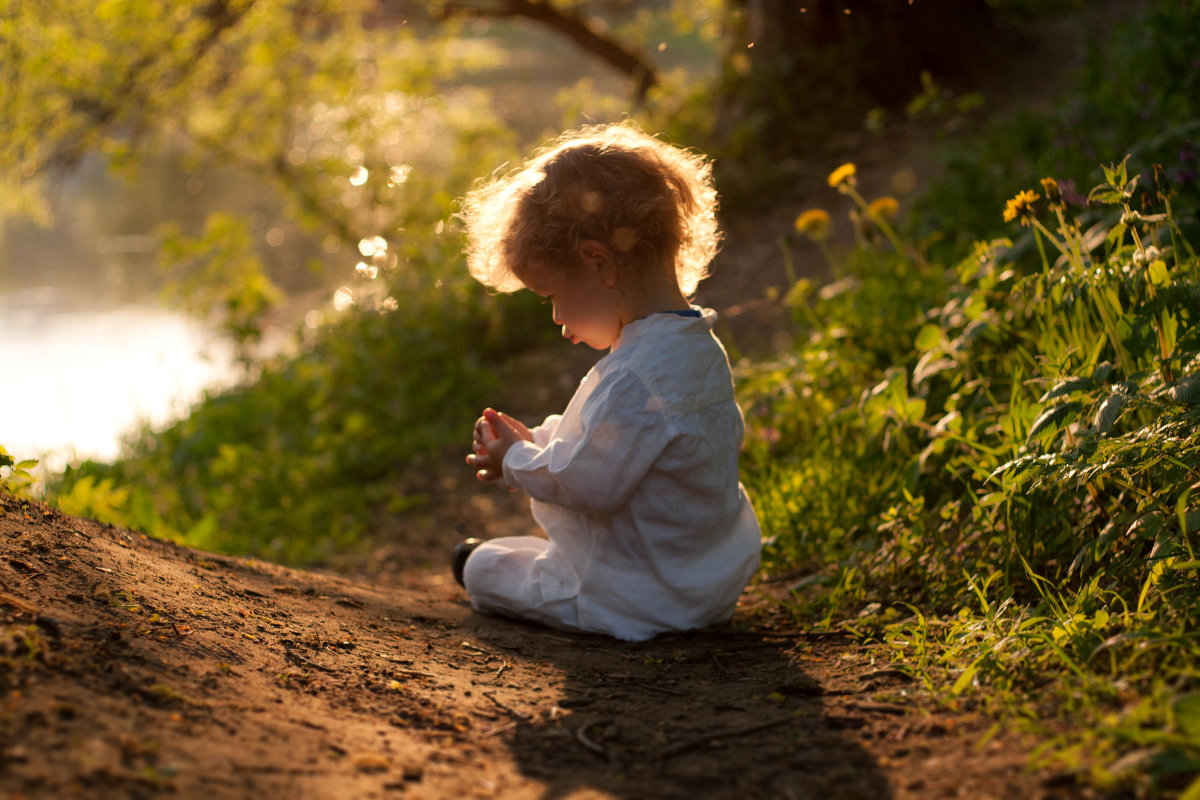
992 158 1200 596
748 151 1199 605
741 163 949 580
889 158 1200 784
743 152 1200 783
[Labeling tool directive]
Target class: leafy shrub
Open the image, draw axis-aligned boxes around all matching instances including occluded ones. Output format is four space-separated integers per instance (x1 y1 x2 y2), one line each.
741 153 1200 787
55 229 552 563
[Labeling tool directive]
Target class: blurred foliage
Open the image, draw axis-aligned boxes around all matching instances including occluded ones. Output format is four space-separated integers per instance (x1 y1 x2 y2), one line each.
0 447 38 498
0 0 1197 790
157 214 284 368
986 0 1085 23
912 0 1200 254
0 0 528 317
9 0 555 560
58 261 549 563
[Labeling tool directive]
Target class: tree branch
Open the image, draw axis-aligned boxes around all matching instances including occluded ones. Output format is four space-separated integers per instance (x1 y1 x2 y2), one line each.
430 0 659 103
51 0 254 173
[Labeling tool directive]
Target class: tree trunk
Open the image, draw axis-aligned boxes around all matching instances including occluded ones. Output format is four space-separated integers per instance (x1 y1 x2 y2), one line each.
382 0 660 103
716 0 996 161
734 0 995 102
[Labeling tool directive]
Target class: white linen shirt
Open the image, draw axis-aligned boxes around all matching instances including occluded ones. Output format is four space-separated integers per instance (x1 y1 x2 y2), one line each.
499 307 761 641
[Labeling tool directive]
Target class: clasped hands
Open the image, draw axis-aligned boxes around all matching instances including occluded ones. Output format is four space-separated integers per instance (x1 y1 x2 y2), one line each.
467 408 532 483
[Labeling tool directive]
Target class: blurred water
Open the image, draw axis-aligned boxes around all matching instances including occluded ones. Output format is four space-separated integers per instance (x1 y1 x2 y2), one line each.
0 157 316 470
0 291 237 468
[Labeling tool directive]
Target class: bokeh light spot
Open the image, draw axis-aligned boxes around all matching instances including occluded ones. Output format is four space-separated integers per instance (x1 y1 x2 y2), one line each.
358 235 387 257
332 287 355 311
388 164 412 187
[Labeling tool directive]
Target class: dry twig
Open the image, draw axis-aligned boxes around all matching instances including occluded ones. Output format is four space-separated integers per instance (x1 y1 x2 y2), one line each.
0 591 38 614
483 691 531 720
282 641 337 673
576 720 609 758
659 715 793 759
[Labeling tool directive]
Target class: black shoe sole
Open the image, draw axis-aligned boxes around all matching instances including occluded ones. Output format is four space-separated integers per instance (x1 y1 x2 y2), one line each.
452 538 483 587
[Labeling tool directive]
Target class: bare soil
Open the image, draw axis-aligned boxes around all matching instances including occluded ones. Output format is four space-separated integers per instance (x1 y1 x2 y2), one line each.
1 493 1100 800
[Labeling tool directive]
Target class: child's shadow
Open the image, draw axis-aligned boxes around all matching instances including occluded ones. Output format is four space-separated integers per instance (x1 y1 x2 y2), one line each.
465 615 894 800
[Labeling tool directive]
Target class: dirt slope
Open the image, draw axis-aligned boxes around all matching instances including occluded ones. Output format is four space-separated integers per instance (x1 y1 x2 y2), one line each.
0 492 1099 800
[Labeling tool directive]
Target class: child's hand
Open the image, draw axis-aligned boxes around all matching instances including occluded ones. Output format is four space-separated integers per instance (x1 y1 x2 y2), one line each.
465 409 532 484
486 409 533 445
466 414 501 481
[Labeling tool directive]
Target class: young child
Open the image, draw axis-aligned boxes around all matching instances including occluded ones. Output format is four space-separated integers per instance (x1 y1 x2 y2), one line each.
456 122 760 642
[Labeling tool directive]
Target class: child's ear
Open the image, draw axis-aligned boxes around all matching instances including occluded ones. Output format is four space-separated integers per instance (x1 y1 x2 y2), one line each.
579 240 619 287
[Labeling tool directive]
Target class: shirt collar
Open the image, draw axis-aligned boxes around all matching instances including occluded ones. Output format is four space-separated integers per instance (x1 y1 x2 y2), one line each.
612 306 715 352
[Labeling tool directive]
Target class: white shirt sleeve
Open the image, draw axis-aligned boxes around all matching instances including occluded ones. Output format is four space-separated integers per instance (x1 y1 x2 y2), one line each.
529 414 563 448
501 370 670 516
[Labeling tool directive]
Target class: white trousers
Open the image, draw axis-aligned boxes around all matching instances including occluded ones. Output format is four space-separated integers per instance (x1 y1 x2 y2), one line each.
462 535 584 633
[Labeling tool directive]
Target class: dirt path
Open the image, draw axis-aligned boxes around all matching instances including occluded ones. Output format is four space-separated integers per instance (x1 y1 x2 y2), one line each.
1 492 1097 800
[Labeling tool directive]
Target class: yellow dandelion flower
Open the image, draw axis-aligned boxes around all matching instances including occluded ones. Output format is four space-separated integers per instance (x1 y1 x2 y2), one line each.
867 196 899 220
827 162 857 189
1002 189 1039 226
1040 177 1064 209
794 208 831 241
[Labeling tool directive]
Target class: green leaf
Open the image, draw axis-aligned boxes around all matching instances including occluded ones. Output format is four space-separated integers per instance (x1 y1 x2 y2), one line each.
1088 186 1123 205
915 324 943 352
1174 694 1200 740
949 661 979 697
912 354 956 387
1180 772 1200 800
1101 154 1130 189
902 397 927 423
1094 392 1126 435
1105 222 1127 250
1039 377 1092 403
1169 376 1200 404
1149 259 1170 286
1028 401 1081 441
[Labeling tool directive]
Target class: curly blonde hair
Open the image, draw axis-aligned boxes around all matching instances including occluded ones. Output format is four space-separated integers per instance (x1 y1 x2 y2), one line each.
459 122 720 297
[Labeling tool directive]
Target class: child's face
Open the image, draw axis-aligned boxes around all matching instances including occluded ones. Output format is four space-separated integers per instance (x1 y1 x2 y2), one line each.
519 262 625 351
